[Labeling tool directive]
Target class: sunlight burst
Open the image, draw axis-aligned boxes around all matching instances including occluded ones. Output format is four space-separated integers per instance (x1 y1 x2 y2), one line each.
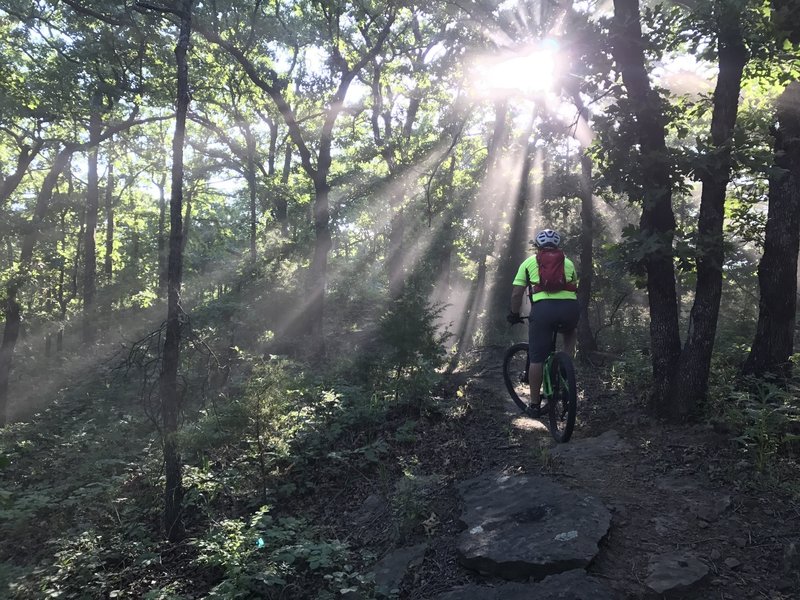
471 41 560 98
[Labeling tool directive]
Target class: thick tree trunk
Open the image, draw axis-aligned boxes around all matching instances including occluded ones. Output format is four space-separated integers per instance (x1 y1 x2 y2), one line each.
160 0 192 542
671 10 746 415
82 91 103 345
612 0 681 414
743 81 800 378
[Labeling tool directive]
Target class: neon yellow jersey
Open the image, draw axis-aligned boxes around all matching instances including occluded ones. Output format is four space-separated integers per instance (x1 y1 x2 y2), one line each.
513 254 579 302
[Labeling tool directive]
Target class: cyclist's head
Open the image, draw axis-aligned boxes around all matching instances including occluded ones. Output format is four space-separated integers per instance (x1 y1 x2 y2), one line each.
534 228 561 248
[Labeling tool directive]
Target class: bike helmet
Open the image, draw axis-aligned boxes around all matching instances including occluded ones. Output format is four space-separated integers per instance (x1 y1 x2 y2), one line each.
534 228 561 248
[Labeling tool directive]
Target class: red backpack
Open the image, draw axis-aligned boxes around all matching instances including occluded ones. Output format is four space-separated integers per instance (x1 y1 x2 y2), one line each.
529 247 577 294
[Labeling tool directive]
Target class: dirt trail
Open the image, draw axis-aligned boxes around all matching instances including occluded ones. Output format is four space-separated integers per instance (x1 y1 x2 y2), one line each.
391 348 800 599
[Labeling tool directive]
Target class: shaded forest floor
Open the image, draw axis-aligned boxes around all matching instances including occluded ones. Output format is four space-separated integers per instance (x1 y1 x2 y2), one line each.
379 347 800 599
1 338 799 598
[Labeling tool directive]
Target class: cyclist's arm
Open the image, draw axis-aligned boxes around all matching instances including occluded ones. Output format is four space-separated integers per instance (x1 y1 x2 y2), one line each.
510 285 526 314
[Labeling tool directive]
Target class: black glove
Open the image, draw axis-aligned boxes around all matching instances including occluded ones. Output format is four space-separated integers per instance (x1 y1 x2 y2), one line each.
506 311 523 325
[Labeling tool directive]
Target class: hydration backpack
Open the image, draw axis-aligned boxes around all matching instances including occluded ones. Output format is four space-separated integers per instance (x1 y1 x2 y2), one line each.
530 247 577 293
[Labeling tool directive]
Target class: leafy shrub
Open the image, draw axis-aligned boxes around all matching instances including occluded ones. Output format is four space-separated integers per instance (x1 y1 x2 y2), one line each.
368 284 448 405
723 379 800 473
391 469 443 538
192 506 372 599
604 347 651 396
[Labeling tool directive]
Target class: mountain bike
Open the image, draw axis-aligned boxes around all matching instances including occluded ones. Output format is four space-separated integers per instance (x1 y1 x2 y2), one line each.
502 318 577 443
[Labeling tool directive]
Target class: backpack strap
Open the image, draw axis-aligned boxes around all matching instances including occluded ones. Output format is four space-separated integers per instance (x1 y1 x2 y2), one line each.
524 267 534 304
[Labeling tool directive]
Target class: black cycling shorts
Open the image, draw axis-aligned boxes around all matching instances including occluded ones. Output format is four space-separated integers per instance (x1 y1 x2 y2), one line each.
528 299 580 363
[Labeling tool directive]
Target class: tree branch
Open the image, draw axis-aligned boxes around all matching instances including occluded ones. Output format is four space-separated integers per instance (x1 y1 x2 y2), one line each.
60 0 128 26
194 22 317 180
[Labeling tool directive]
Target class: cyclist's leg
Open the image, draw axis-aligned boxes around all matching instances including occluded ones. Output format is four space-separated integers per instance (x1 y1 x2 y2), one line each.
558 299 580 357
528 300 557 410
528 363 544 408
563 328 577 357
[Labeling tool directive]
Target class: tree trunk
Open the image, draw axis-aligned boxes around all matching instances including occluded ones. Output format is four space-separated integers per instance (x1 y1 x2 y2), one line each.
491 142 533 324
0 148 71 425
671 9 747 415
181 186 193 253
104 160 115 278
434 155 458 300
157 173 168 297
308 177 332 350
57 210 67 352
567 87 599 357
275 142 291 237
267 118 277 177
160 0 193 542
576 150 598 356
247 166 257 261
0 298 21 426
387 192 405 299
0 141 43 209
612 0 681 414
82 90 103 345
743 81 800 378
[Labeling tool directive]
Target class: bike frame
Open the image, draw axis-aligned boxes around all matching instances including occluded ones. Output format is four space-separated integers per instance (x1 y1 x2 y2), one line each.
539 329 560 400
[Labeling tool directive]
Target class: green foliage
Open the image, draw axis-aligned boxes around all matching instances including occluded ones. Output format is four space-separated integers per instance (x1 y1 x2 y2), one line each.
193 506 372 598
391 468 443 538
720 378 800 474
604 348 652 396
369 285 448 404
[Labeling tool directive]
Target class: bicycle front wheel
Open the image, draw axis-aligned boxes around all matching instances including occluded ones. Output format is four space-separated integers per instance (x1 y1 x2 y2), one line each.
547 351 577 443
502 342 531 413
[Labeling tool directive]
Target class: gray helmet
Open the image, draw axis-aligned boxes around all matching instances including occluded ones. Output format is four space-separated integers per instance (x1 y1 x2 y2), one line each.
535 228 561 248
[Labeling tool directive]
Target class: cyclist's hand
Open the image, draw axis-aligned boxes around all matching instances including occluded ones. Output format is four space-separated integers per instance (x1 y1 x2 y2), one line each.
506 311 523 325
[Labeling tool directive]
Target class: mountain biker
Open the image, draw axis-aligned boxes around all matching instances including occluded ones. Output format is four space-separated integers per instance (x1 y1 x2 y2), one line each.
507 228 579 414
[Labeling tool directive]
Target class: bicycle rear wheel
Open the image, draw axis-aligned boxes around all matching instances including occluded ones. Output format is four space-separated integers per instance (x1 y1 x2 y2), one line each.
547 351 577 443
502 342 531 413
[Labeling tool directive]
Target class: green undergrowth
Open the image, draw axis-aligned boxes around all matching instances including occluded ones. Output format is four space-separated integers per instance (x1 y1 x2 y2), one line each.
707 357 800 495
0 285 451 599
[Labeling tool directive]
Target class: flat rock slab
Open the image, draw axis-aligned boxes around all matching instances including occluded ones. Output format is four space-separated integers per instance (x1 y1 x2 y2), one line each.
371 543 427 597
435 569 619 599
549 430 631 460
456 473 611 581
645 552 709 594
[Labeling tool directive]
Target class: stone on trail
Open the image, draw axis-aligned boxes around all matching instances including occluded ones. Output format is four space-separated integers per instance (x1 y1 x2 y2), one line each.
548 430 631 460
370 543 427 597
435 569 619 599
645 552 709 594
456 473 611 581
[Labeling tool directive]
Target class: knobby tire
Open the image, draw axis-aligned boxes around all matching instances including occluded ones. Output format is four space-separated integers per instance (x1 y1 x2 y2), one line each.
547 351 577 443
502 342 530 413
